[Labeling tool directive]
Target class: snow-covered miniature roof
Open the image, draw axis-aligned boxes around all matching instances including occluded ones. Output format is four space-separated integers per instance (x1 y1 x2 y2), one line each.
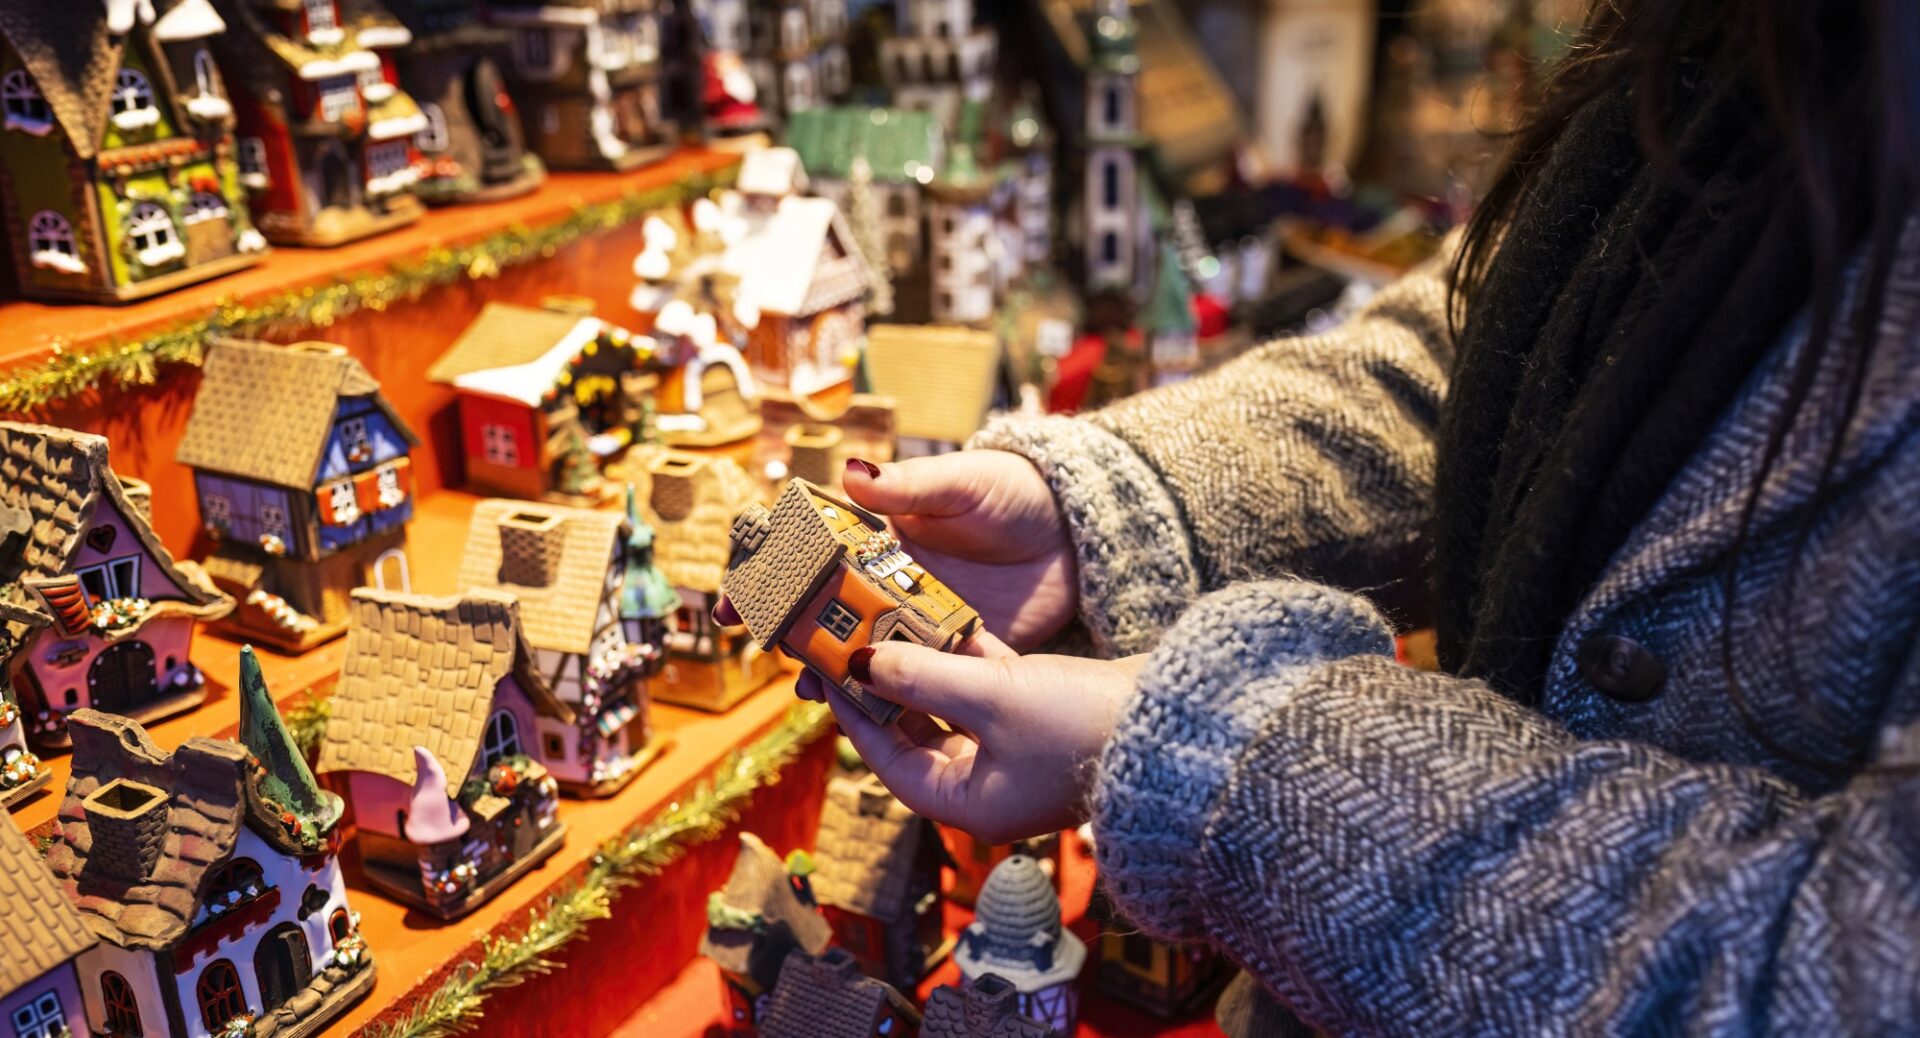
152 0 223 40
450 316 605 405
720 196 871 318
737 147 807 198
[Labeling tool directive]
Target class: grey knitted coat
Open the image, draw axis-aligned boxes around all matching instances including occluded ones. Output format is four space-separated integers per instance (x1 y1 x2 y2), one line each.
973 233 1920 1036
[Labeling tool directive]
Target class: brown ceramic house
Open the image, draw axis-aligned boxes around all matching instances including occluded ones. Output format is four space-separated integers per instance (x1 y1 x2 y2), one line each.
758 948 921 1038
812 774 953 990
317 588 569 919
722 478 981 725
641 451 782 712
701 832 833 1032
457 499 662 796
489 0 673 170
0 810 94 1038
921 975 1057 1038
0 422 235 751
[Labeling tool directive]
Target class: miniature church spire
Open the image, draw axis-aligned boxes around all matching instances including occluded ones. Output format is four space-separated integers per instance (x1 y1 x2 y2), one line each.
237 645 338 830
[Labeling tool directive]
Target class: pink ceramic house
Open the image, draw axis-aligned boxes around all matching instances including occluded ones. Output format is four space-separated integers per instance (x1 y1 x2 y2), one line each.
0 423 234 751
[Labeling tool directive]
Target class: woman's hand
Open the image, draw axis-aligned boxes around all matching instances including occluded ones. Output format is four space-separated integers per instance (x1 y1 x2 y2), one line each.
812 632 1145 845
841 452 1078 651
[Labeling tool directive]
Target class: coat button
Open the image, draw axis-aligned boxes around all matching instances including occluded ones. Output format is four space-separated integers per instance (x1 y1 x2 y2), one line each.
1577 634 1666 703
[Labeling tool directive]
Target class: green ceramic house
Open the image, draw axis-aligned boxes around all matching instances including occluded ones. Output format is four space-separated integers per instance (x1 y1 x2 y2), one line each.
0 0 266 303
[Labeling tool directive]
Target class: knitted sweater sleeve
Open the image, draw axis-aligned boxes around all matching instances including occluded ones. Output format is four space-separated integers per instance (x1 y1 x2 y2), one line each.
973 241 1455 656
1096 578 1920 1036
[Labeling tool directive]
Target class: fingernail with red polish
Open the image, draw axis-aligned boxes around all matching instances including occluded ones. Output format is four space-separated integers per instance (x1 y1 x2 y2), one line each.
849 646 876 684
846 458 880 480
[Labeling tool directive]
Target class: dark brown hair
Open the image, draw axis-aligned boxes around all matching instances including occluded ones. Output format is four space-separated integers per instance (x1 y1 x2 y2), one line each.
1450 0 1919 773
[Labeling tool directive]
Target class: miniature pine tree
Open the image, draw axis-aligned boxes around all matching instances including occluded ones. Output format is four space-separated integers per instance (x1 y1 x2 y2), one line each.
236 645 336 830
556 423 600 495
847 156 894 316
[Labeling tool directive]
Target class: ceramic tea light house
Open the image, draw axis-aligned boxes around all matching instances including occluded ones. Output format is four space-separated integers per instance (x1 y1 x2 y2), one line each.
953 855 1085 1033
722 478 981 726
458 499 664 796
721 194 877 395
861 324 1002 458
177 340 419 653
46 671 375 1038
204 0 429 245
921 974 1057 1038
642 451 782 712
758 948 921 1038
0 0 268 303
317 588 568 919
941 829 1060 909
0 606 51 807
812 774 952 990
0 808 95 1038
489 0 673 170
1087 883 1228 1018
0 422 235 751
701 832 833 1032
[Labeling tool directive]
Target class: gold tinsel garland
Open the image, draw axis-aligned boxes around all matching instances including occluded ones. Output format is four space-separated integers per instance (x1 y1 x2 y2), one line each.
364 701 833 1038
0 164 737 413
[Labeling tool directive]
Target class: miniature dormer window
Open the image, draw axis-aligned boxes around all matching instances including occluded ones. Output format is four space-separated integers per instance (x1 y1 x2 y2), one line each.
304 0 342 43
1 70 51 135
111 69 160 131
339 416 372 463
318 76 358 122
126 202 184 268
417 103 450 152
516 29 553 75
26 211 83 275
183 191 229 225
200 858 268 922
9 992 64 1038
76 556 140 606
483 709 521 764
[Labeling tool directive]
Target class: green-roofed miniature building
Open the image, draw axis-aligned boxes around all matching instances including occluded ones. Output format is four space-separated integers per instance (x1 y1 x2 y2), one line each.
1082 0 1151 295
787 107 946 279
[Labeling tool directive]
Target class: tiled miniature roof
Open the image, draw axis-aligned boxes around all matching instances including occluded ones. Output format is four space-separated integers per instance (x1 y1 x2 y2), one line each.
0 422 231 635
760 949 921 1038
723 480 870 650
456 500 629 656
177 340 419 490
863 325 1002 446
318 588 571 795
787 107 944 184
640 451 761 594
0 811 95 994
44 712 256 950
427 302 598 385
213 0 388 111
921 976 1056 1038
812 774 933 920
700 833 833 975
721 196 874 318
0 3 128 160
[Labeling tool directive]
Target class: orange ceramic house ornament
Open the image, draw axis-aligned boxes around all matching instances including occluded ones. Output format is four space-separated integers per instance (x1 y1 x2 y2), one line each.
721 478 981 725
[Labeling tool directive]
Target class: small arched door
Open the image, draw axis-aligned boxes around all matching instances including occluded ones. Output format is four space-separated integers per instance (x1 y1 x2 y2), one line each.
253 922 312 1012
318 147 354 211
88 641 156 713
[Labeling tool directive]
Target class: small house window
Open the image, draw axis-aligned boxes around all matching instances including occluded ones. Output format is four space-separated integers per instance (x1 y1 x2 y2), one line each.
329 908 352 944
195 961 247 1032
517 29 552 72
304 0 338 34
1122 932 1155 969
1101 159 1120 209
366 140 410 181
100 972 142 1037
239 137 268 176
543 732 566 759
27 210 77 267
1104 85 1122 128
1 70 50 129
126 201 183 266
9 991 66 1038
204 858 266 907
317 76 358 122
338 417 371 461
111 69 155 119
260 504 289 539
878 1016 895 1035
817 599 858 641
417 103 450 151
204 494 233 527
1101 231 1119 265
481 423 520 467
182 191 228 225
483 709 521 764
194 50 219 96
76 556 140 605
358 64 385 95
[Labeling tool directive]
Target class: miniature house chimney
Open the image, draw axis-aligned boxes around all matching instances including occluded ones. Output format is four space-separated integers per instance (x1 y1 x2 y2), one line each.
814 947 864 983
648 456 701 522
784 424 844 488
117 476 153 525
82 778 168 883
498 510 566 588
729 505 772 564
964 974 1021 1029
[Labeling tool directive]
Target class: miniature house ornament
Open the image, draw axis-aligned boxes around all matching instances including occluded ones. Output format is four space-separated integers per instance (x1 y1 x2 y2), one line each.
953 854 1086 1033
922 974 1058 1038
317 588 568 919
0 609 51 807
812 773 954 990
0 0 269 303
0 421 235 751
46 702 375 1038
757 948 922 1038
701 832 833 1031
177 339 418 653
0 808 95 1038
722 477 982 726
490 0 675 171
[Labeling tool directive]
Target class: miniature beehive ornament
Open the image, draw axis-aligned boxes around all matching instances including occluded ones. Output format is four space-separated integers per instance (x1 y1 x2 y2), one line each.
721 478 982 725
953 855 1086 1033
